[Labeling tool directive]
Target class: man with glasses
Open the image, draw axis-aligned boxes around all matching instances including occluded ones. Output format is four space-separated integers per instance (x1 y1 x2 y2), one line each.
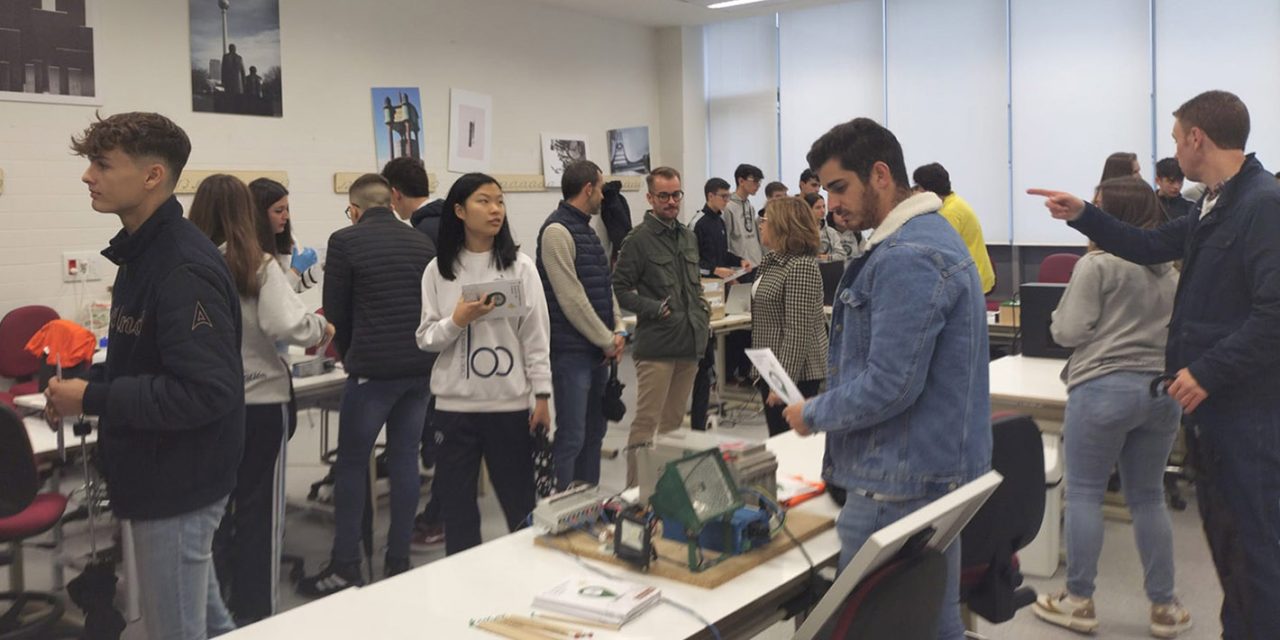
613 167 711 486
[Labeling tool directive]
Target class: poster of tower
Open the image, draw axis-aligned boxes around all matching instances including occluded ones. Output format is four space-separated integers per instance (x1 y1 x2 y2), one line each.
190 0 283 117
371 87 423 170
607 126 650 176
0 0 100 105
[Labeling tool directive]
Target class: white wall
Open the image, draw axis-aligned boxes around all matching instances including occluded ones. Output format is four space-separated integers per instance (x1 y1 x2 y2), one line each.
0 0 662 323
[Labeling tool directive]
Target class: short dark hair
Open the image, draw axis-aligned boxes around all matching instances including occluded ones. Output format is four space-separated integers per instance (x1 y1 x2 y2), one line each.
1097 176 1162 230
912 163 952 198
646 166 682 191
733 163 763 184
1100 152 1138 183
799 168 818 184
704 177 730 197
1173 90 1250 150
380 157 430 198
1155 157 1183 181
438 173 517 281
248 177 292 255
802 192 823 208
764 181 788 197
806 118 910 190
561 160 602 200
71 112 191 187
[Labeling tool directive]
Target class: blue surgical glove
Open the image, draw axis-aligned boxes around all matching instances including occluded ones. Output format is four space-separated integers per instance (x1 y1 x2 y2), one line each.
291 245 318 273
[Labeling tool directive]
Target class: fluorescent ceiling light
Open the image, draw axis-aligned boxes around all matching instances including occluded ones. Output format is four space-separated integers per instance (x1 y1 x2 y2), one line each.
707 0 771 8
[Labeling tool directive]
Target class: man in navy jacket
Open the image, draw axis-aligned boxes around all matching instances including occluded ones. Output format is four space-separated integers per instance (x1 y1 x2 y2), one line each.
46 112 243 638
1032 90 1280 639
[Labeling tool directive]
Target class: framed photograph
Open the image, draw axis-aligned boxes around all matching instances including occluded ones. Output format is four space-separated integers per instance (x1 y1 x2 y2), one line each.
0 0 100 106
607 126 650 176
371 87 423 170
541 133 589 189
190 0 283 117
449 89 492 173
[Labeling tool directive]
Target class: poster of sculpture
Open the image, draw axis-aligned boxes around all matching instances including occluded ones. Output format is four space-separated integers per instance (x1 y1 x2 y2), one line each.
371 87 423 169
190 0 283 117
448 89 492 173
541 134 589 189
0 0 100 105
606 126 650 176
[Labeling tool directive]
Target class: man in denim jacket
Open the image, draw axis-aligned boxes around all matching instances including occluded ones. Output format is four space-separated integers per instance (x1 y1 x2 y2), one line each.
784 118 992 640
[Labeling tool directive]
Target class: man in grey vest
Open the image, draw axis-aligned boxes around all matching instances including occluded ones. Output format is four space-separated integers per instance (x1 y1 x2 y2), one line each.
537 160 627 490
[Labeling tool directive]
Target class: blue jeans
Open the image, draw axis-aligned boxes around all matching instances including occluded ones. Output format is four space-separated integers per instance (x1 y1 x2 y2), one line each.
550 351 609 490
836 492 964 640
130 497 235 639
332 376 429 564
1063 371 1180 603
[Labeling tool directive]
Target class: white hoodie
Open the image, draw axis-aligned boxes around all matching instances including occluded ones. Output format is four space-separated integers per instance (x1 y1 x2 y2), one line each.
239 254 328 404
416 250 552 412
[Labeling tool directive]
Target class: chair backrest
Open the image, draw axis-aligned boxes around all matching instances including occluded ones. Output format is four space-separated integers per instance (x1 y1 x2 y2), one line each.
961 414 1046 569
1038 253 1080 284
822 549 948 640
0 305 60 379
0 405 39 518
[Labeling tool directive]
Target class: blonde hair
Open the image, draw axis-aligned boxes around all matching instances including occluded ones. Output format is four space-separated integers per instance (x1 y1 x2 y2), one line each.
764 197 820 256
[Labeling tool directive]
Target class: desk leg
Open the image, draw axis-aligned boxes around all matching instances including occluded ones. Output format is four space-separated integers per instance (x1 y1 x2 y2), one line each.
320 409 330 462
122 520 141 622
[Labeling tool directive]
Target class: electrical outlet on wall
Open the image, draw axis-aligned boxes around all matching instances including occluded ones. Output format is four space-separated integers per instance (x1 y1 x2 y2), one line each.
62 251 102 283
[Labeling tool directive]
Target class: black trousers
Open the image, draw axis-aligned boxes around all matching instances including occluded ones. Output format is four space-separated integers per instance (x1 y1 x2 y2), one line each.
434 409 535 556
689 340 715 431
213 402 289 623
758 379 822 437
415 396 442 527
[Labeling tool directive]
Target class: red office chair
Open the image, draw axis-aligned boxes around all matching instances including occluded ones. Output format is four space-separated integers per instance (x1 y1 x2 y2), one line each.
0 405 69 639
1038 254 1080 284
0 306 60 397
817 549 948 639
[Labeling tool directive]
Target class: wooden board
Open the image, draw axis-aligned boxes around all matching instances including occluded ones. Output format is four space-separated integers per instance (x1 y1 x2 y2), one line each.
176 170 288 194
334 171 437 194
534 509 833 589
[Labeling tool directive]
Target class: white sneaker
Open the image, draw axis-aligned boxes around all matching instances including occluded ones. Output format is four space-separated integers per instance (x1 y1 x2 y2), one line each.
1150 600 1193 638
1033 590 1099 634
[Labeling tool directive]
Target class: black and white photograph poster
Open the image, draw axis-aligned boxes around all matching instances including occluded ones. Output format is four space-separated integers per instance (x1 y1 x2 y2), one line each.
190 0 283 117
0 0 99 105
449 88 492 173
541 134 589 189
606 126 651 176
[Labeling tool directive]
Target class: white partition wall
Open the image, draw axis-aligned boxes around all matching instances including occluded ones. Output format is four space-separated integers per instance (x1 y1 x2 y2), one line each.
778 0 884 192
705 14 780 199
1155 0 1280 167
886 0 1010 243
1010 0 1153 245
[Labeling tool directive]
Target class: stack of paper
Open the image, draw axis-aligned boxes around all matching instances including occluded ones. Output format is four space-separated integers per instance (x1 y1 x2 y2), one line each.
532 577 661 626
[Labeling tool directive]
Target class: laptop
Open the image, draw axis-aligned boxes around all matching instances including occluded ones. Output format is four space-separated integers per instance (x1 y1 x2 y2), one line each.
792 471 1003 640
725 283 752 316
1019 283 1071 359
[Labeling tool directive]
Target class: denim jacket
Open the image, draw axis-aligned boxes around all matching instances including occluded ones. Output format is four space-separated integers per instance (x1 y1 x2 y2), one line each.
804 193 992 499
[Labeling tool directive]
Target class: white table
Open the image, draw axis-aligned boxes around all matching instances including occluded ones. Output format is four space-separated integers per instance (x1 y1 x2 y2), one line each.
224 430 840 640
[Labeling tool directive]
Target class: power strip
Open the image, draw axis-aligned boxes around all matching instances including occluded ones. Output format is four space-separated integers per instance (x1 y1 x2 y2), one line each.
532 484 608 534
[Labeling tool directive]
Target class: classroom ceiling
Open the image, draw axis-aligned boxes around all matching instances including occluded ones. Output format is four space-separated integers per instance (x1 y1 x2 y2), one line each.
528 0 845 27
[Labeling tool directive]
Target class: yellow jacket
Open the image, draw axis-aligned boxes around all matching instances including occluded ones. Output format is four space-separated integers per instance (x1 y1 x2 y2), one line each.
938 193 995 294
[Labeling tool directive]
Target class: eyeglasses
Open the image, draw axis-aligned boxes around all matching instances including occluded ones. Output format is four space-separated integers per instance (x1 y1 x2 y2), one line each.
651 190 685 203
343 205 356 220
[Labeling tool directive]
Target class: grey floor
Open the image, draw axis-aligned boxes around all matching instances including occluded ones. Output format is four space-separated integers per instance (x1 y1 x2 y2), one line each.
13 356 1224 639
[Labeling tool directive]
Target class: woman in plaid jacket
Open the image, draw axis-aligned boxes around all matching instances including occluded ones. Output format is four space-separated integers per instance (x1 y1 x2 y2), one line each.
754 197 830 436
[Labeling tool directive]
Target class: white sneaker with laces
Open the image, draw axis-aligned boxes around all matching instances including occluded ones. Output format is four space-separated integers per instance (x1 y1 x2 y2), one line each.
1032 590 1099 634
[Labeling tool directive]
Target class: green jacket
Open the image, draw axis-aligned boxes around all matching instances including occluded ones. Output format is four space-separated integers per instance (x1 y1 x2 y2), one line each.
613 212 710 360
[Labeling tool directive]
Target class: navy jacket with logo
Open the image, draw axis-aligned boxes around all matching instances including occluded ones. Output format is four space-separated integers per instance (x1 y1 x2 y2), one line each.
82 197 245 520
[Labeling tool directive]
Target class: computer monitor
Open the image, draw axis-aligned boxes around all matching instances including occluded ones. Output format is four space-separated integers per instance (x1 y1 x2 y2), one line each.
1019 283 1071 359
819 260 845 307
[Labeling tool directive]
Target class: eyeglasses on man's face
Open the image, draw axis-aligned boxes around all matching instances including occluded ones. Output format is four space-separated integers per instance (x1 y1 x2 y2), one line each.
651 190 685 203
344 205 357 220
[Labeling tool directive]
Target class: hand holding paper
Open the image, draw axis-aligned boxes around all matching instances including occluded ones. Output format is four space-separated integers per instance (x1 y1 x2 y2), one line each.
744 348 803 405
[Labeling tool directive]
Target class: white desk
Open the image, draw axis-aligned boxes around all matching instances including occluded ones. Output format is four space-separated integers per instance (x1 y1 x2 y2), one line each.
988 354 1068 434
225 430 840 640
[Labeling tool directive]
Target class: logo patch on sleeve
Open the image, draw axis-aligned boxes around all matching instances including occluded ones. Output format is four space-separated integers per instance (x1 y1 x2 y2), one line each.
192 301 214 330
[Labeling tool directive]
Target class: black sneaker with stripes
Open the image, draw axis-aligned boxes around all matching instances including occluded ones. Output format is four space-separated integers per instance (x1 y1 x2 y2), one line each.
296 561 364 598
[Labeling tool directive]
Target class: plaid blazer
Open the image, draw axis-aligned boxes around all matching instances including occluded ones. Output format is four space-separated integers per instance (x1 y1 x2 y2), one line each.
750 252 829 383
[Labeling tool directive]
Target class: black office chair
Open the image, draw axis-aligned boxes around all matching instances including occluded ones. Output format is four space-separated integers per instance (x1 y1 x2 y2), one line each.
814 549 948 639
960 413 1044 627
0 405 69 639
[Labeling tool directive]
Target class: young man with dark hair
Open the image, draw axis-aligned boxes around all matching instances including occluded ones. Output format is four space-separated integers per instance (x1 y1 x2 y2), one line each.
799 168 821 196
537 160 628 489
764 181 789 200
912 162 996 294
1155 157 1194 221
379 156 446 549
1031 89 1280 639
784 118 992 640
46 112 242 638
613 167 710 485
724 163 764 270
690 177 748 430
299 173 437 595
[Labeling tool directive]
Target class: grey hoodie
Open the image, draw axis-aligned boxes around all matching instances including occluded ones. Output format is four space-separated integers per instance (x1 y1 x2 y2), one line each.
1051 251 1177 390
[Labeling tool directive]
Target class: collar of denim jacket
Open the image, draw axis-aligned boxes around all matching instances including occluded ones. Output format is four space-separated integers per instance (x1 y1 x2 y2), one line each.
865 192 943 249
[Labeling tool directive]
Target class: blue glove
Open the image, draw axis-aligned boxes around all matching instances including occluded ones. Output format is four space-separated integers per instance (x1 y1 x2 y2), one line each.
291 245 318 273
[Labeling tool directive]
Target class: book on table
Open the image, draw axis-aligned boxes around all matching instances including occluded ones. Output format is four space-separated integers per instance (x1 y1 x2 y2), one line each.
532 576 661 626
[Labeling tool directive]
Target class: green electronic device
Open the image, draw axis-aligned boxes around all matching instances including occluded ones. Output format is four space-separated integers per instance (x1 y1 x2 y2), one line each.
649 448 745 572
